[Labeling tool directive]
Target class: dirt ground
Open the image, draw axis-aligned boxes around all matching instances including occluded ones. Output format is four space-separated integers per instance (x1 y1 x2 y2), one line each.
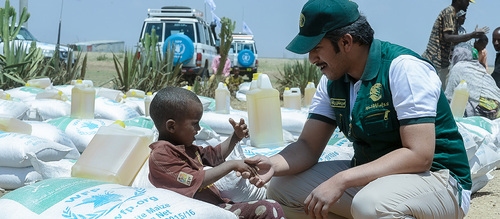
465 168 500 218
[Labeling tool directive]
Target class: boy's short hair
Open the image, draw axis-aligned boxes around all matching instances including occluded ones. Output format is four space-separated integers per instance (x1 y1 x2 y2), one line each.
150 87 201 131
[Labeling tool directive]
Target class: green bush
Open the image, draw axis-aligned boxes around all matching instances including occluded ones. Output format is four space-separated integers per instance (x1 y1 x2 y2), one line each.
275 58 322 96
96 54 107 61
112 29 184 94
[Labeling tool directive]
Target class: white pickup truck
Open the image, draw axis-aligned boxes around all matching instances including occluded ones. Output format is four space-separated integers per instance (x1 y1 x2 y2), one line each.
0 26 72 62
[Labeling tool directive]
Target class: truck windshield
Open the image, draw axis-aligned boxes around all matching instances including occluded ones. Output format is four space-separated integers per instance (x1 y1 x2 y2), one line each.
17 28 37 41
231 42 255 53
143 22 195 43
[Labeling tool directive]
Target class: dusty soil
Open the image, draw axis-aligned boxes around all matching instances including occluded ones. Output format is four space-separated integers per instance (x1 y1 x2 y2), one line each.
466 168 500 218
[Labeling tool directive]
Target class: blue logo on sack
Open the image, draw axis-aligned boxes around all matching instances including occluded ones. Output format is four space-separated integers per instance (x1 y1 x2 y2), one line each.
73 120 105 136
61 187 146 218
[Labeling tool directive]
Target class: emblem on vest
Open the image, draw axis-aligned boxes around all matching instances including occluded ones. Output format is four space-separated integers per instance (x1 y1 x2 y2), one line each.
331 98 346 108
369 83 383 102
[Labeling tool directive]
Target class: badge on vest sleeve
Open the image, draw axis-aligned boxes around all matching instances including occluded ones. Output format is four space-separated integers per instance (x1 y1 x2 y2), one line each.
177 171 193 186
331 98 346 108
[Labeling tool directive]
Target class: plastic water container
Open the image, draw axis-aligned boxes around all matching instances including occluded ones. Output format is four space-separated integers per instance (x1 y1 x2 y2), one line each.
0 89 11 100
283 87 302 110
71 79 93 87
215 82 231 114
246 74 284 148
144 92 153 117
26 78 51 89
126 89 146 98
97 88 124 102
71 121 155 186
0 117 32 134
71 80 96 119
35 88 68 101
450 80 470 118
249 73 261 91
304 82 316 107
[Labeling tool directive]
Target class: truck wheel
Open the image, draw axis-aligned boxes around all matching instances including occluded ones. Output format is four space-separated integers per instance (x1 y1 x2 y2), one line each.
201 67 210 81
237 49 255 67
163 34 194 65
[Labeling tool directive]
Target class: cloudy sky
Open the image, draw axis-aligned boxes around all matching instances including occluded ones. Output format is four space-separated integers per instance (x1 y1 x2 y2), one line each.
6 0 498 63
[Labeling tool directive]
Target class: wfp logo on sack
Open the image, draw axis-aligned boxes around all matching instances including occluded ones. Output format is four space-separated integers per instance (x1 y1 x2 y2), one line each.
61 187 148 218
74 120 104 136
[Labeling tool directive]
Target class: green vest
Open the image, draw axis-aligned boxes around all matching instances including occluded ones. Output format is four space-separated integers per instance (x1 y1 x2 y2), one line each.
326 39 471 190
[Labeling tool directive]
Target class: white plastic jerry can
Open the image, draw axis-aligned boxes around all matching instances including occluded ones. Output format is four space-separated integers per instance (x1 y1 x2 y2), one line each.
126 89 146 98
144 92 153 117
304 82 316 107
71 79 96 119
246 73 284 148
26 78 52 89
0 89 12 100
283 87 302 110
450 80 469 118
35 88 68 101
215 82 230 114
71 120 155 186
0 117 32 135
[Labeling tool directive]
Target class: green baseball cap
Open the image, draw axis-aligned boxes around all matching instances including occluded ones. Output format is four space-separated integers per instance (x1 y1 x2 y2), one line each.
286 0 360 54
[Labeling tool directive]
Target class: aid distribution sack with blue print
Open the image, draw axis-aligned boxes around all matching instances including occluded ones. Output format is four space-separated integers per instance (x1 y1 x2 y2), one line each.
0 177 237 219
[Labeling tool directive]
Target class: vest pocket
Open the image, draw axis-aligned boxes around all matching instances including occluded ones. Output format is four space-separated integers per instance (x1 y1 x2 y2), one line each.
361 110 393 136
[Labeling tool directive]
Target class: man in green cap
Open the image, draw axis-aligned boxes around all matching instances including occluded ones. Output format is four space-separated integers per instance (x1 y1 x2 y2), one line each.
240 0 472 218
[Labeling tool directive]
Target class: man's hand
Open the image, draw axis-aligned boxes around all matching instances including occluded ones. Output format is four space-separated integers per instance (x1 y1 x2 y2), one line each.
237 155 274 188
229 118 249 140
474 24 490 37
304 177 346 219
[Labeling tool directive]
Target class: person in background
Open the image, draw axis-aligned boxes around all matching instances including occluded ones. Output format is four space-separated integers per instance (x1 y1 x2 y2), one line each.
225 67 245 95
473 34 489 71
422 0 488 89
446 46 500 119
491 27 500 88
240 0 472 218
211 55 232 77
148 87 285 219
456 10 467 36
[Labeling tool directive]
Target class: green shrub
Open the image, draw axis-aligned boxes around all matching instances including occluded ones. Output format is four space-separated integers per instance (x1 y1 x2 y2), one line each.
96 54 107 61
275 58 322 96
112 29 184 94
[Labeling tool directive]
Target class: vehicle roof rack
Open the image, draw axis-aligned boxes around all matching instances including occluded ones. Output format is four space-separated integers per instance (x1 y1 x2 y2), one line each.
148 6 203 18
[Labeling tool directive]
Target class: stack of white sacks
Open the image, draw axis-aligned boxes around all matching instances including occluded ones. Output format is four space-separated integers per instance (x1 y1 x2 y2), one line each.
1 78 499 217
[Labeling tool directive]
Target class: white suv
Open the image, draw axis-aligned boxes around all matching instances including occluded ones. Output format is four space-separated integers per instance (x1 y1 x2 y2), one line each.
0 26 72 62
229 33 258 81
138 6 218 83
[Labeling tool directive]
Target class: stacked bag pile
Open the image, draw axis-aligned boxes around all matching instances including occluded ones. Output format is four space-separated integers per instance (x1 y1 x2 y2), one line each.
1 77 500 217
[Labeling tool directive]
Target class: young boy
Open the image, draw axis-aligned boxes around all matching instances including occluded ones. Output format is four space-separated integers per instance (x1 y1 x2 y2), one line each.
148 87 284 219
474 34 489 72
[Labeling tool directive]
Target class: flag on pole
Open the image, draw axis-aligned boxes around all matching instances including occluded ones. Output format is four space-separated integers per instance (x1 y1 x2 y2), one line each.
205 0 216 12
242 21 253 35
212 11 221 27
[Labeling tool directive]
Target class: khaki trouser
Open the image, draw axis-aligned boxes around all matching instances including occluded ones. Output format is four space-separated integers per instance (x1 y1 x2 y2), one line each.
267 161 465 219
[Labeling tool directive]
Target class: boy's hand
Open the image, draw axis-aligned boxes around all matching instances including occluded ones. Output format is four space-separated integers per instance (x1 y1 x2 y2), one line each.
229 118 249 140
230 160 260 178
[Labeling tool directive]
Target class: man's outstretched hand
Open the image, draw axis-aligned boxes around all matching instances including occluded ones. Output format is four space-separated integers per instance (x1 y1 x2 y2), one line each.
236 155 274 188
